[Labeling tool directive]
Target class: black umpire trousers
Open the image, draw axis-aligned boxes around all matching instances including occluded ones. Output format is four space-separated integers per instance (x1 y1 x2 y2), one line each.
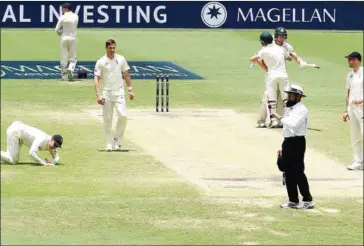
281 136 313 203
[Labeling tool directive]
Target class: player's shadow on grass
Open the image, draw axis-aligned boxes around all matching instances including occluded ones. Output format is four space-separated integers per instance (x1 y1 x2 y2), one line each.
270 127 322 132
98 149 137 153
1 162 65 166
308 127 322 132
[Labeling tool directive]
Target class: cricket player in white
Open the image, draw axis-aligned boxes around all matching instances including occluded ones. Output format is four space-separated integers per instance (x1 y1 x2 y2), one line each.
274 27 310 69
256 27 315 128
1 121 63 166
55 3 79 81
250 31 290 128
342 52 363 170
94 39 135 151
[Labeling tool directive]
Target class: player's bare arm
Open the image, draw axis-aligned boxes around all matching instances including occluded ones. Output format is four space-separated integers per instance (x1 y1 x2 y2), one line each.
250 54 261 63
123 71 135 100
289 52 304 65
289 52 319 69
257 59 268 72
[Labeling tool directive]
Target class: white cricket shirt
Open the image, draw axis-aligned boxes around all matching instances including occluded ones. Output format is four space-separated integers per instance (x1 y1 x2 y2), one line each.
256 43 290 76
55 11 79 37
94 54 130 94
346 66 363 104
281 102 308 138
13 121 60 165
282 42 294 54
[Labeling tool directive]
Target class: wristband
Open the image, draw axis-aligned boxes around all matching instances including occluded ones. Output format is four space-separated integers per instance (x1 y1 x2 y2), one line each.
128 86 132 91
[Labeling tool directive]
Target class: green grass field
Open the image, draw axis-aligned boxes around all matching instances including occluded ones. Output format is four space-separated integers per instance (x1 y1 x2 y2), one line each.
1 29 363 245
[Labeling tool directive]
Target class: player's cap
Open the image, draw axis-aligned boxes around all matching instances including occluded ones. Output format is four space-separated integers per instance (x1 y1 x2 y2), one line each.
62 3 72 10
284 84 306 97
345 51 362 61
52 135 63 148
77 69 88 79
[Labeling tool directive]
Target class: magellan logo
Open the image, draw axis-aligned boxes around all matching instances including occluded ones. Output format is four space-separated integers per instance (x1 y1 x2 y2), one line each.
201 2 227 28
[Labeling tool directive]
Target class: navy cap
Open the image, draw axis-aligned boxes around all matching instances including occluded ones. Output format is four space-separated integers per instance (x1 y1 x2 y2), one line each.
62 3 72 10
345 51 362 61
52 135 63 148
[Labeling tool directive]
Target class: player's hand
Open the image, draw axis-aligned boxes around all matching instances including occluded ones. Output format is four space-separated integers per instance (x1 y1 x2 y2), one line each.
342 112 349 122
352 100 363 105
97 95 105 105
128 91 135 100
57 28 62 36
299 61 307 68
44 159 54 166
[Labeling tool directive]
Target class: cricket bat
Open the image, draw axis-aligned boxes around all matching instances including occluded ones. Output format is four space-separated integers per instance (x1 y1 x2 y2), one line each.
306 63 320 69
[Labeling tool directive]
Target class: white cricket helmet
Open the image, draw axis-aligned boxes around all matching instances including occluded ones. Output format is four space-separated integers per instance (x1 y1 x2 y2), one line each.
284 84 306 97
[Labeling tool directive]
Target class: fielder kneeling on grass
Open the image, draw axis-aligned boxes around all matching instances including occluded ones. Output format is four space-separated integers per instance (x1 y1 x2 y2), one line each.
94 39 135 152
1 121 63 166
275 85 314 210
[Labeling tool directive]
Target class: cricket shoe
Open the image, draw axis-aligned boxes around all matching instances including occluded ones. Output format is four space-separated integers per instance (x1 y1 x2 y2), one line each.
106 144 113 152
296 201 314 210
67 69 74 82
269 119 280 128
347 162 364 170
280 201 299 209
113 138 121 151
256 120 266 128
278 121 283 128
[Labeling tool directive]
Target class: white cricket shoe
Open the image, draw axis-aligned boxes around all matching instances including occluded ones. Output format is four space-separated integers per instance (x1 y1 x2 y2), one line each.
280 201 299 209
106 144 113 152
256 120 266 128
278 121 283 128
296 201 315 210
269 119 280 128
113 138 121 151
347 162 364 170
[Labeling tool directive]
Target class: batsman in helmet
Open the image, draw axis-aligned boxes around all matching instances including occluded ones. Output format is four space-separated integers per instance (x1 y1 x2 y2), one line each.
250 31 291 128
255 27 320 128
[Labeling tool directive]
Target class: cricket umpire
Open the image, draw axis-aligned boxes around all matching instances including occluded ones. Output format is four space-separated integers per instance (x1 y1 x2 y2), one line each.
274 84 314 209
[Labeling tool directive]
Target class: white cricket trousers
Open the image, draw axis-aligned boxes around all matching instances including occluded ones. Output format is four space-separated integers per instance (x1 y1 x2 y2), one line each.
258 73 288 122
102 90 128 146
265 72 289 111
348 105 363 163
1 121 22 164
60 36 77 75
258 91 285 123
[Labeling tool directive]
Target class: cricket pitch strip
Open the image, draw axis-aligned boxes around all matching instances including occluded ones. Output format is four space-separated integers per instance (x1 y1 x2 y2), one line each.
85 107 363 198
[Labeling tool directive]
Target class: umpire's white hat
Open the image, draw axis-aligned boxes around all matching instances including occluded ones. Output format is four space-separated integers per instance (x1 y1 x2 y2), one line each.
284 84 306 97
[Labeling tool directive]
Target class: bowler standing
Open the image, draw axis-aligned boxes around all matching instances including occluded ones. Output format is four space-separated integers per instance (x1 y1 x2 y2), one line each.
94 39 135 151
55 3 79 81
